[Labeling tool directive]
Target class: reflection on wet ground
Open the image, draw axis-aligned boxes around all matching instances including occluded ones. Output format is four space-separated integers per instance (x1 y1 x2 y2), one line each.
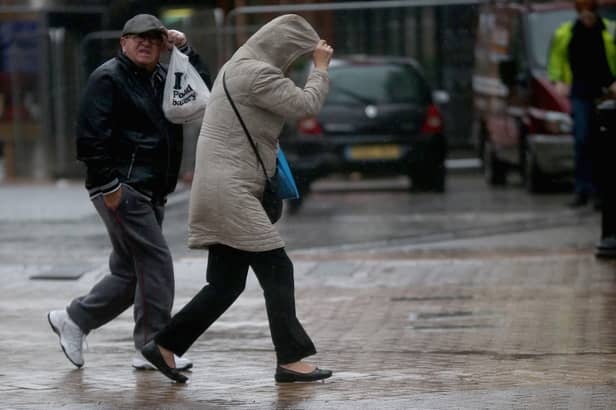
2 173 615 408
4 250 616 408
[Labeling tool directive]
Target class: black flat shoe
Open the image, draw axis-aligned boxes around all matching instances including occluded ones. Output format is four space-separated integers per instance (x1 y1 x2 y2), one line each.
275 365 332 383
141 341 188 384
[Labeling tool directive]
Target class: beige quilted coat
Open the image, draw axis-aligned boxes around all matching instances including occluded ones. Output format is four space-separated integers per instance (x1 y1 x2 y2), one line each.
187 14 330 251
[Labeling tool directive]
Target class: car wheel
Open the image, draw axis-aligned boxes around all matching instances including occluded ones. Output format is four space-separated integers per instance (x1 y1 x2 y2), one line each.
483 141 507 186
287 197 303 215
471 117 484 160
408 170 430 192
524 149 545 193
432 164 446 192
287 180 311 214
408 163 446 193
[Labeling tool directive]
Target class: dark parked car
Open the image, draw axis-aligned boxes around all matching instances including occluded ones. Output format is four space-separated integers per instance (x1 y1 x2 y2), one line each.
280 55 448 207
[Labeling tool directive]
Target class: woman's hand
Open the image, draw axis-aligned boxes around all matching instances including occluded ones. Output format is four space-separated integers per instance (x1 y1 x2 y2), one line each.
166 29 188 50
313 39 334 71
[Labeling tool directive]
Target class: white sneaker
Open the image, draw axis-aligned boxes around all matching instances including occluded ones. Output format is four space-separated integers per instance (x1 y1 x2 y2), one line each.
47 309 86 368
132 350 193 371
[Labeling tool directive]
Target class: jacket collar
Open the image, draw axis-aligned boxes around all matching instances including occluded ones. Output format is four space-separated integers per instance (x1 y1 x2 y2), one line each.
574 15 606 33
117 52 163 79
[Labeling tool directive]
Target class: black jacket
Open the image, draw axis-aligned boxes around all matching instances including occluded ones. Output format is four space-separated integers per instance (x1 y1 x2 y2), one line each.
569 18 614 99
76 46 211 200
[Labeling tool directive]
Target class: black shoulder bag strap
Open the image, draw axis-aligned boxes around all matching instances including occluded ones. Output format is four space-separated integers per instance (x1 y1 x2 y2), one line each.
222 71 272 182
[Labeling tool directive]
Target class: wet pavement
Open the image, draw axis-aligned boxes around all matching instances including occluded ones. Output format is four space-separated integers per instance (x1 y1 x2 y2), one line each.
2 179 616 409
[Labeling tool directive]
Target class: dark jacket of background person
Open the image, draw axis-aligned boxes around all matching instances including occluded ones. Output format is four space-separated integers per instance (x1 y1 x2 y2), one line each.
569 19 615 98
548 17 616 92
76 46 212 200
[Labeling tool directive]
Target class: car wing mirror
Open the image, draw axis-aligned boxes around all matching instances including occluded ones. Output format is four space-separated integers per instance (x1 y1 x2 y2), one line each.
432 90 450 105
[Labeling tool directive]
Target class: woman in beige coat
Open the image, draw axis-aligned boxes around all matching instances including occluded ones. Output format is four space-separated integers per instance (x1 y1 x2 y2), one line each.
141 14 334 384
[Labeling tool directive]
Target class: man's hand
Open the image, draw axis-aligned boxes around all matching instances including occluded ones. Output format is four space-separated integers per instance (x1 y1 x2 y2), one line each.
103 187 123 211
166 29 187 50
554 81 570 97
609 81 616 97
313 39 334 71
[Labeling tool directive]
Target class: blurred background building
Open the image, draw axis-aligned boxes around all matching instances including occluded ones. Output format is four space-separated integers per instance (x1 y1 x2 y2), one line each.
0 0 478 181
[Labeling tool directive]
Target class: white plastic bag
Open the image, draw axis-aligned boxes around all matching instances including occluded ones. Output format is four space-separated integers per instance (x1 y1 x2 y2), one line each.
162 46 210 124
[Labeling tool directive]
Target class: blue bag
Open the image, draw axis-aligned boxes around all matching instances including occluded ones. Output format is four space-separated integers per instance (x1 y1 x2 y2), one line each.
275 148 300 200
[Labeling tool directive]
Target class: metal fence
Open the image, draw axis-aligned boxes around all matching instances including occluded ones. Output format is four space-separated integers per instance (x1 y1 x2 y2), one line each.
2 1 481 180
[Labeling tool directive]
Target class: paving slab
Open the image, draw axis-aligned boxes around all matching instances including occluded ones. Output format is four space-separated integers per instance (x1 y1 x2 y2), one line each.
3 229 616 409
2 182 615 409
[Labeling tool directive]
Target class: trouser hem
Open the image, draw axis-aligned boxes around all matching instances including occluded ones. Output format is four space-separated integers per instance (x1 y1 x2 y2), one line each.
276 347 317 366
66 304 92 335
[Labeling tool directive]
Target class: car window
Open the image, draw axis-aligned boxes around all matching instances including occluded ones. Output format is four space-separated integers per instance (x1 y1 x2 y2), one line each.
527 9 576 69
326 64 428 105
601 8 616 20
287 55 312 86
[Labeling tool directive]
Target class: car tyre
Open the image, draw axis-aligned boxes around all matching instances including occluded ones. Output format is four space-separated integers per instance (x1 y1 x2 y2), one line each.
432 164 446 192
408 163 446 193
483 141 507 186
287 198 303 215
287 180 312 215
524 149 546 193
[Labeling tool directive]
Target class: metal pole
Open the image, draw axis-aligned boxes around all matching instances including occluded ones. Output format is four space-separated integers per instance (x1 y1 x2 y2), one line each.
228 0 482 18
8 45 20 179
50 28 66 177
224 0 482 60
0 5 105 14
213 8 226 75
79 30 121 84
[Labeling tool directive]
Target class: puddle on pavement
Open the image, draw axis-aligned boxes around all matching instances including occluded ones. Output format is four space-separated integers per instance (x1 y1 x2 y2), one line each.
392 295 473 302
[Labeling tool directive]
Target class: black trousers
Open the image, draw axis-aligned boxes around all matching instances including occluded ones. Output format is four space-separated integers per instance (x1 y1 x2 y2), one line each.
603 189 616 239
598 126 616 239
155 244 316 364
596 103 616 239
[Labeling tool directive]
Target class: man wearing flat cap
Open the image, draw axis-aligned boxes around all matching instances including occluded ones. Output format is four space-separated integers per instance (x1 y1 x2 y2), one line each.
48 14 212 372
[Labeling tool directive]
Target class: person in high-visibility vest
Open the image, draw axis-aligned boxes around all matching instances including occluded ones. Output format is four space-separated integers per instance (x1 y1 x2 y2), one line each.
548 0 616 208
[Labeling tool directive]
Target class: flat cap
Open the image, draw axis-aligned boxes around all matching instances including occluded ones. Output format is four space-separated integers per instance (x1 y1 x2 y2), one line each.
122 14 166 36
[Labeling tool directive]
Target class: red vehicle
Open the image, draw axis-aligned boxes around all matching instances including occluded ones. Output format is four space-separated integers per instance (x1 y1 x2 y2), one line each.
472 0 616 192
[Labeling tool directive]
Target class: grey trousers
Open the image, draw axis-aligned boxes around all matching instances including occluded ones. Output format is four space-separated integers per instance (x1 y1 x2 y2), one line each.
67 185 174 350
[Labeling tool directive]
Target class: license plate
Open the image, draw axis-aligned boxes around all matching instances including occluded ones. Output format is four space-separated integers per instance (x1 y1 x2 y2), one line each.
347 145 402 160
